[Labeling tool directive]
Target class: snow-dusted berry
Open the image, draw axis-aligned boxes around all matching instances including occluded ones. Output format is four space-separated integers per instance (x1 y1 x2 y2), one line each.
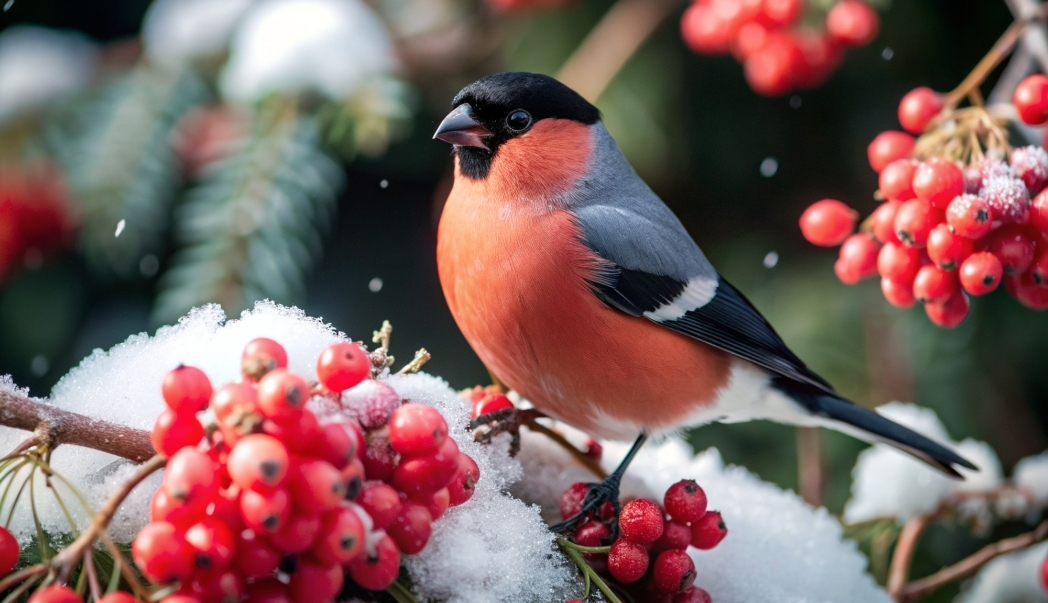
1011 146 1048 194
981 174 1030 225
345 379 402 429
652 549 697 593
664 479 708 524
690 510 727 549
619 498 665 544
607 538 649 583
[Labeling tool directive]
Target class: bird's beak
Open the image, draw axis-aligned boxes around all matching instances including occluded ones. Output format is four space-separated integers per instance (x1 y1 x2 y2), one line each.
433 104 490 150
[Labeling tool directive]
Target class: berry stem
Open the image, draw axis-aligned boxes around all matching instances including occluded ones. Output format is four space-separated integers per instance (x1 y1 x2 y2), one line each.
943 18 1031 110
556 0 684 102
886 509 938 598
556 537 624 603
796 427 824 507
558 539 612 555
0 563 47 595
0 388 153 463
396 348 431 375
385 579 422 603
895 519 1048 602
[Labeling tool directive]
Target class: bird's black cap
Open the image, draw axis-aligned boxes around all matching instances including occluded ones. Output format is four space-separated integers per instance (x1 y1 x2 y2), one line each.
436 72 600 179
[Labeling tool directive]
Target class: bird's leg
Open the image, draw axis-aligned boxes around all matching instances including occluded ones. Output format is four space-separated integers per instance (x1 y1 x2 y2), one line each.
550 431 648 534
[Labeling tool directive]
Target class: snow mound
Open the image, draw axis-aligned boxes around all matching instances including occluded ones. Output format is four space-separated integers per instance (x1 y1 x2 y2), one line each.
142 0 256 67
958 540 1048 603
1015 451 1048 508
0 26 98 119
844 403 1002 524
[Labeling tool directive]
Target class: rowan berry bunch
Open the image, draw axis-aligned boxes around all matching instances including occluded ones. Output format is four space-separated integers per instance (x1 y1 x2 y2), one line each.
681 0 880 96
560 479 723 602
801 76 1048 328
137 337 480 602
0 163 73 285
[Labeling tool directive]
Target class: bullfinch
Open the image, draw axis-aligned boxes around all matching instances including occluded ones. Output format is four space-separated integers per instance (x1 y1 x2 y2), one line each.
433 72 974 525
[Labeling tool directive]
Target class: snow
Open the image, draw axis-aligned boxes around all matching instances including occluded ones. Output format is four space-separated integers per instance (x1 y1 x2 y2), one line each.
0 26 97 119
1016 452 1048 508
958 540 1048 603
219 0 395 102
1 302 897 601
844 403 1002 524
142 0 256 67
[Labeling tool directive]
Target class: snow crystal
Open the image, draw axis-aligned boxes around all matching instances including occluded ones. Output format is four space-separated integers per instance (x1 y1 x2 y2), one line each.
958 540 1048 603
0 301 344 543
220 0 395 102
1015 451 1048 507
844 403 1001 524
513 431 892 603
142 0 256 67
0 26 97 119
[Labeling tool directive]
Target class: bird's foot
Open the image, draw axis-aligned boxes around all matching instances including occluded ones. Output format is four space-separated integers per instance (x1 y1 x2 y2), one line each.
469 407 545 456
549 478 621 534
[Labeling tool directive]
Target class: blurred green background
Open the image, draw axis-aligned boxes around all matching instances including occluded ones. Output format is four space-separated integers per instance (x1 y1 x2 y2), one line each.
0 0 1046 598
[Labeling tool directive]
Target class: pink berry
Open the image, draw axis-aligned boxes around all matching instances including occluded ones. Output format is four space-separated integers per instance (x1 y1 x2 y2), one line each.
690 510 727 550
607 538 649 584
619 499 665 544
664 480 708 524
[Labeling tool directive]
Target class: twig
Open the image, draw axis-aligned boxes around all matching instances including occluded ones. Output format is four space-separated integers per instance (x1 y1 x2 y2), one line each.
942 19 1030 110
51 455 165 583
796 427 823 507
886 511 938 598
396 349 431 374
0 389 153 463
0 564 47 594
370 321 395 372
557 0 684 102
897 519 1048 602
84 548 101 603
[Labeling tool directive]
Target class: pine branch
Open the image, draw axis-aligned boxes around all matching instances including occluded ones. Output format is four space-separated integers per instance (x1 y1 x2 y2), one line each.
153 96 344 325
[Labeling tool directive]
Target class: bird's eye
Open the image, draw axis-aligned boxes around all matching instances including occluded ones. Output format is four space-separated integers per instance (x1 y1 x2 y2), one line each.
506 110 532 132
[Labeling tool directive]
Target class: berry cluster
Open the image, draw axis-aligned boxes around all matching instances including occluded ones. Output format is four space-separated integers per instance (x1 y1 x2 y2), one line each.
0 164 72 285
801 82 1048 327
562 479 724 602
137 337 480 602
681 0 879 96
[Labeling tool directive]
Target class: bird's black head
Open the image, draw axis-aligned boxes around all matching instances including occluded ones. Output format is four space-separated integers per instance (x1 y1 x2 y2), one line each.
433 72 600 180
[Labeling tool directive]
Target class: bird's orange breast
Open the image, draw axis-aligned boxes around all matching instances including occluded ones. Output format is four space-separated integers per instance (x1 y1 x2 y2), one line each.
436 120 731 439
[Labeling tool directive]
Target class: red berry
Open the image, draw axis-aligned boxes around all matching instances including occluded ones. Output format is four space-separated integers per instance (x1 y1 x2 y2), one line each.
289 559 344 603
732 21 770 61
163 365 213 414
826 0 879 47
1011 146 1048 194
913 158 964 209
158 595 200 603
744 33 804 97
674 587 714 603
1006 273 1048 309
387 501 434 555
472 393 514 418
681 3 736 56
239 487 289 533
361 437 398 482
690 510 727 549
192 568 243 603
794 31 843 90
389 403 449 457
799 199 857 246
867 132 914 173
619 499 665 544
925 291 970 328
760 0 801 27
607 538 649 583
151 409 204 458
426 487 451 520
946 194 993 239
288 459 346 514
164 447 218 504
184 518 235 570
346 380 401 429
317 342 370 392
210 381 258 423
391 437 459 497
573 520 610 547
312 506 365 564
268 511 321 554
233 532 281 578
1032 247 1048 286
652 549 697 593
894 199 942 248
0 526 18 576
241 337 287 381
150 487 206 528
835 234 881 284
664 479 708 524
1014 74 1048 125
877 241 922 284
1040 555 1048 591
447 453 481 506
27 586 81 603
959 251 1003 296
256 369 308 423
311 422 358 469
132 521 195 583
982 174 1031 225
913 265 959 304
348 534 401 590
654 520 693 552
96 594 136 603
358 482 403 529
926 224 974 271
244 578 291 603
870 201 902 243
881 277 916 308
987 226 1036 274
227 434 289 491
879 159 918 201
898 87 943 134
1032 189 1048 233
560 482 589 520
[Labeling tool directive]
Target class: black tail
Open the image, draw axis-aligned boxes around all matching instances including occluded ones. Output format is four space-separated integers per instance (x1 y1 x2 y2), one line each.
773 380 977 479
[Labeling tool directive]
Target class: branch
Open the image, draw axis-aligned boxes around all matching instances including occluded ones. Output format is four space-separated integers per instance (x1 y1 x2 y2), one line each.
796 427 823 507
1006 0 1048 73
897 519 1048 602
0 388 153 463
886 511 938 598
557 0 684 103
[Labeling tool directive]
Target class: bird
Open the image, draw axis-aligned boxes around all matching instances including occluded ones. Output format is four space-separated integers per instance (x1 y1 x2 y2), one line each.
432 72 975 527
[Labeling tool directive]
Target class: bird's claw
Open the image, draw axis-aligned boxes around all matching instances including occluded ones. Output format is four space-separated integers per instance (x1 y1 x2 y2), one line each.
549 479 621 534
470 407 544 456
